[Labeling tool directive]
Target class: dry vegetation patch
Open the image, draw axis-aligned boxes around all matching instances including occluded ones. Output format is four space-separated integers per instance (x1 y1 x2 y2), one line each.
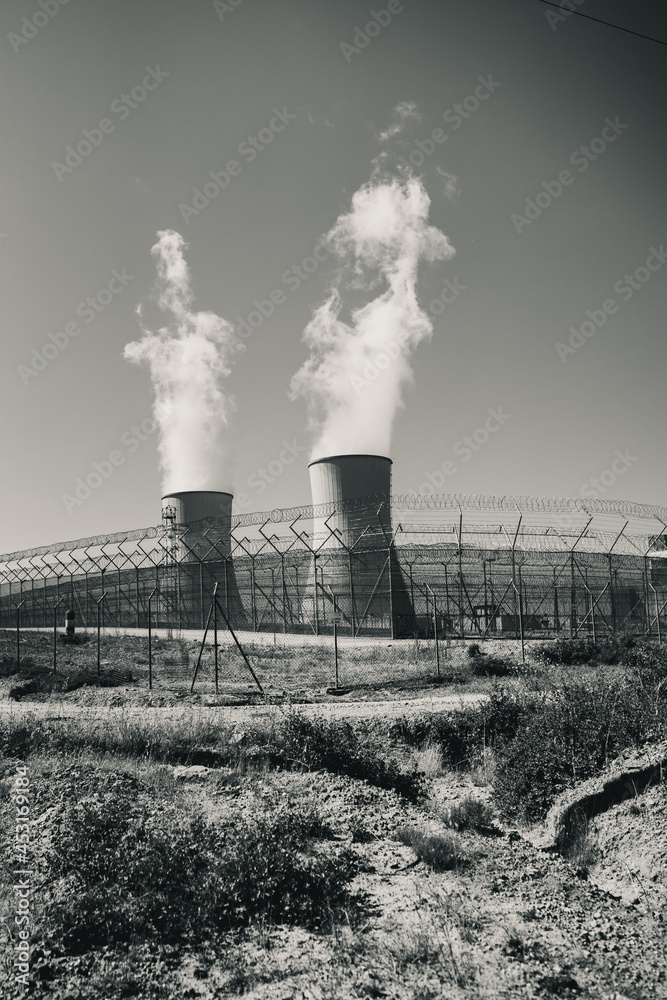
1 636 667 998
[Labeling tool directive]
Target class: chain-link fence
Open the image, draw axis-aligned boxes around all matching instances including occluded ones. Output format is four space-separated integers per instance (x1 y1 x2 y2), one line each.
1 494 666 694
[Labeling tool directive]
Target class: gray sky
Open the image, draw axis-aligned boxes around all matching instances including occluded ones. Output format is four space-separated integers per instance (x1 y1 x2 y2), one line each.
2 0 666 553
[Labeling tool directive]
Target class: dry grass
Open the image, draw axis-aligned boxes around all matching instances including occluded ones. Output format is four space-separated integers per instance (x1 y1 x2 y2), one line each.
395 822 464 871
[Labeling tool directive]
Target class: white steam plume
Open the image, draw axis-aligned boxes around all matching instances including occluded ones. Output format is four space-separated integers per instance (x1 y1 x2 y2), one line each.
124 230 240 494
290 172 455 460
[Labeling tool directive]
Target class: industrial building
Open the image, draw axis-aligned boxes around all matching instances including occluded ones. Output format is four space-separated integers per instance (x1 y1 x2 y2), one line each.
1 452 666 642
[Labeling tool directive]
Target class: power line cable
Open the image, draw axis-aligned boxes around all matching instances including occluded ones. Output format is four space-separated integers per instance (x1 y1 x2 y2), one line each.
535 0 667 47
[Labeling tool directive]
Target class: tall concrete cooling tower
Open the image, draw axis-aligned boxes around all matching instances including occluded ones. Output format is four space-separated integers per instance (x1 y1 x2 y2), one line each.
160 490 245 628
308 454 392 549
161 490 233 560
306 455 413 637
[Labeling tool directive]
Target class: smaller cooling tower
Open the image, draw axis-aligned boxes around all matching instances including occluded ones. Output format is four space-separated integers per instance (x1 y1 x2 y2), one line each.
308 455 392 549
161 490 233 561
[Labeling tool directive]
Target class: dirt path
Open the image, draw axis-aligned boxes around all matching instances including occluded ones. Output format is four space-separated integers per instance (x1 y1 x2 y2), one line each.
0 691 486 725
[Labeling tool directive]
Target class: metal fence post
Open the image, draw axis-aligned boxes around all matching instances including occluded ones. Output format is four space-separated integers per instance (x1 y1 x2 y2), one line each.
96 593 107 679
147 587 157 690
387 543 395 639
53 597 65 673
214 585 219 694
16 600 25 667
427 585 440 679
329 587 340 690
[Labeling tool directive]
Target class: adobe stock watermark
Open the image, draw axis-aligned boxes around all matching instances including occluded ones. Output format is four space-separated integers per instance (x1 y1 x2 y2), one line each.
13 764 32 991
555 244 667 362
8 0 72 53
396 76 501 171
548 449 639 542
17 267 135 385
213 0 246 20
351 276 469 394
235 439 307 511
511 117 629 234
418 406 511 494
178 107 297 224
340 1 414 63
61 417 156 514
231 236 330 344
51 67 169 181
580 449 639 500
545 0 587 31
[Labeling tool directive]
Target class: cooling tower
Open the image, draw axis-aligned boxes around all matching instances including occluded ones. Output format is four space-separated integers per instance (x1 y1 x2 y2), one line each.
305 454 413 636
160 489 246 628
308 455 392 549
161 490 233 560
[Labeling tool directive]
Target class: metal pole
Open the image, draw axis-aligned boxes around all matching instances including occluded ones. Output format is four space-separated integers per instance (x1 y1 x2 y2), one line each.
214 593 264 694
147 587 157 690
96 593 107 679
214 584 219 694
608 555 617 634
648 580 662 645
16 600 25 667
570 552 576 637
190 583 217 694
513 580 525 664
387 543 395 639
281 555 287 634
313 552 320 636
250 558 257 632
348 549 356 636
53 597 64 673
329 587 339 690
427 585 440 679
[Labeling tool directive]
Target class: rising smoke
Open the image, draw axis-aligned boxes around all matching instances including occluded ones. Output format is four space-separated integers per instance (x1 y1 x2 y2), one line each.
290 168 455 460
124 230 240 494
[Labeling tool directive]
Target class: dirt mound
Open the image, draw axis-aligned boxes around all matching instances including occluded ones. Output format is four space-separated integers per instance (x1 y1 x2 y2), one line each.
590 781 667 904
536 739 667 852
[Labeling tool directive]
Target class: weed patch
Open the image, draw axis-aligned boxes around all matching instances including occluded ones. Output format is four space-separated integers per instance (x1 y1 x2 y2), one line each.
33 764 360 956
267 712 427 802
435 794 496 833
396 825 463 871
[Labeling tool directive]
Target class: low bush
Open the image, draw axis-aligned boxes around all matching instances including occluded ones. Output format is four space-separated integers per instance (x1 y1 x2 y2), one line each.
268 712 427 803
8 666 134 700
36 768 359 954
493 672 662 821
0 654 34 677
470 655 515 678
393 686 531 769
396 825 462 870
533 638 600 666
533 632 645 668
436 795 496 833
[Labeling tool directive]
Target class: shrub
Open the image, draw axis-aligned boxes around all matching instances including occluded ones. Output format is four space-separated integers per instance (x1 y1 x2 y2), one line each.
467 643 482 659
8 666 134 700
396 825 462 870
436 795 496 833
269 713 426 803
493 674 657 821
36 769 359 953
533 638 600 666
0 654 31 677
392 685 531 770
470 655 515 678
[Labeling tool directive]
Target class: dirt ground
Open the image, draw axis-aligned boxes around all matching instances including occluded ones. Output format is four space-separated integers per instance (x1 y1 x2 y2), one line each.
30 765 663 1000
